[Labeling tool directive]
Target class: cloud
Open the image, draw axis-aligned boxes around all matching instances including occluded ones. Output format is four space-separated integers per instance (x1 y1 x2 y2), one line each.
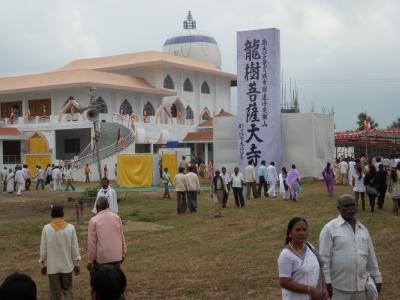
0 0 399 130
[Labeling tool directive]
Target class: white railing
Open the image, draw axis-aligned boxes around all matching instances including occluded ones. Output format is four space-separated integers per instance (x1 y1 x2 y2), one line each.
74 131 134 168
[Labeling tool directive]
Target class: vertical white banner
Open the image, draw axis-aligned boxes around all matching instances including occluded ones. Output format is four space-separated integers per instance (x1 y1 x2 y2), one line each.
237 28 282 171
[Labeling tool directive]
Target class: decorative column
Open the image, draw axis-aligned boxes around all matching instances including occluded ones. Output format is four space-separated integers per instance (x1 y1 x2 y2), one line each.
205 143 209 164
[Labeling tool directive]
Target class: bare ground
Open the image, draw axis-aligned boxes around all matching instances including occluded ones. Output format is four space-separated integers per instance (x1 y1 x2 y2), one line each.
0 182 399 299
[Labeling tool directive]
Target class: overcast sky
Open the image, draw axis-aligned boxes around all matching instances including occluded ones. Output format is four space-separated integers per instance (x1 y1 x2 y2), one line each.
0 0 399 131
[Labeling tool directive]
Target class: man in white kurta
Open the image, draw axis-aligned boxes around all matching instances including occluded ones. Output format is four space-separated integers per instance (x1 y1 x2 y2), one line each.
52 167 62 192
266 162 279 198
338 160 349 185
347 159 356 186
15 166 25 196
92 178 118 215
40 205 80 300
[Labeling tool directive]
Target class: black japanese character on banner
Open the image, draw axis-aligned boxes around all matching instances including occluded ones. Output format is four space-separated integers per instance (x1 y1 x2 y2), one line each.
244 39 261 61
246 123 263 143
246 102 260 123
246 143 261 165
244 62 260 80
246 82 260 97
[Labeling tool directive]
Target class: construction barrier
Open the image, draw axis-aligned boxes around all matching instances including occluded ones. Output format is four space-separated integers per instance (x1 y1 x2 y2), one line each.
25 154 52 177
162 153 178 183
117 154 153 187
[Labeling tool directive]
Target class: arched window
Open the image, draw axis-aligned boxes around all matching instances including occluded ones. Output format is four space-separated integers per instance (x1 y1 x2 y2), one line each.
119 99 132 116
201 81 210 94
186 105 194 119
63 97 79 114
143 102 155 116
163 75 175 89
201 107 210 120
95 97 108 113
183 78 193 92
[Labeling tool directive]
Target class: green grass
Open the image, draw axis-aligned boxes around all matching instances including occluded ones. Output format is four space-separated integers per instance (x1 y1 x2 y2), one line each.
0 182 399 299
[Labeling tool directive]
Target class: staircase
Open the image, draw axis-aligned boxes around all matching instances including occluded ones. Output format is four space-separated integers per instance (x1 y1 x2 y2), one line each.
75 122 134 168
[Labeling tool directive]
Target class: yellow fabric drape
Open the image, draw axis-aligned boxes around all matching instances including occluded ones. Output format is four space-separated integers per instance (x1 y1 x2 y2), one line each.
162 153 178 183
25 154 52 177
29 136 48 154
118 154 153 187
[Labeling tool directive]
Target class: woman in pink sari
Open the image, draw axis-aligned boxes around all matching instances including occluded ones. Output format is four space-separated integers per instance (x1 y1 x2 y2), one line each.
287 165 301 201
207 160 213 179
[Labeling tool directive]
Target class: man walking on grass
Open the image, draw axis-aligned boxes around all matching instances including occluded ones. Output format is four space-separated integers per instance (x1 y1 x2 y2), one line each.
185 166 200 212
221 167 231 208
266 161 279 198
319 194 382 299
40 205 80 300
257 160 268 198
211 169 228 217
92 177 118 215
87 197 127 271
245 159 258 200
15 166 25 196
64 165 75 191
175 167 188 214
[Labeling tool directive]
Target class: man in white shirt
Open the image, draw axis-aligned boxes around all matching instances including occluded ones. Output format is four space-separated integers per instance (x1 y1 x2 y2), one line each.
266 161 279 198
347 159 356 186
319 194 382 299
23 164 31 191
221 167 231 208
35 166 45 190
92 177 118 215
338 159 349 185
1 166 8 192
52 166 63 192
185 166 200 212
245 160 258 200
231 167 245 207
39 205 80 300
64 165 75 191
175 167 187 214
15 166 25 196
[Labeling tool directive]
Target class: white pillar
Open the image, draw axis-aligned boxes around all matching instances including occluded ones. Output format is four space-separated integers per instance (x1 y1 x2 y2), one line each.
205 143 209 164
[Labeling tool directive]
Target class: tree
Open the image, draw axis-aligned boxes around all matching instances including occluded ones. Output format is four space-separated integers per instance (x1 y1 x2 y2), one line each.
387 118 400 129
356 112 379 131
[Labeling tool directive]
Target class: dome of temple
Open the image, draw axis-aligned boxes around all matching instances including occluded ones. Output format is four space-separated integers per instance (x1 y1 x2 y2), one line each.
163 11 222 69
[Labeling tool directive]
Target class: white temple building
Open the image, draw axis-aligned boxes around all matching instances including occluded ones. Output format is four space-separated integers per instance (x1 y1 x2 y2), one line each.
0 12 236 179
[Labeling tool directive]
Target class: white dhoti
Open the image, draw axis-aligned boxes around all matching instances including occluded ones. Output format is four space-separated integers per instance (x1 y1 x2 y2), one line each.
53 179 61 191
267 181 277 197
17 182 24 195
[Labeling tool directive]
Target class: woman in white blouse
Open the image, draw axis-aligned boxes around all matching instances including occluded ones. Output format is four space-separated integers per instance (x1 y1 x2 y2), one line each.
352 165 366 211
277 217 328 300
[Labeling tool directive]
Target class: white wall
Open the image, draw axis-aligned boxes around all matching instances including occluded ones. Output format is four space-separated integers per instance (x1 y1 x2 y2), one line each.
212 113 335 179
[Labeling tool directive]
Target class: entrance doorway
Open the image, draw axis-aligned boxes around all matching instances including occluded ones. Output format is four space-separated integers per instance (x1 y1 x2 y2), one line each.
3 140 21 164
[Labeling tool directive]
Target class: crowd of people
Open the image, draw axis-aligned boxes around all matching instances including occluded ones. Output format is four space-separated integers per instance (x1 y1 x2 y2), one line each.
1 153 398 299
0 163 79 196
322 154 400 214
164 157 303 218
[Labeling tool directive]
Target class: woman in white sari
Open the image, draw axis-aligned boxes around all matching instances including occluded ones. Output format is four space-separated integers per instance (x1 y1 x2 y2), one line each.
6 169 15 193
278 217 328 300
